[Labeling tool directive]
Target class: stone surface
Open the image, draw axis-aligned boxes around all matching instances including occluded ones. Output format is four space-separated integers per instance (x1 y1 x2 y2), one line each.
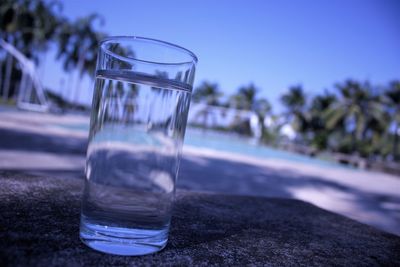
1 171 399 266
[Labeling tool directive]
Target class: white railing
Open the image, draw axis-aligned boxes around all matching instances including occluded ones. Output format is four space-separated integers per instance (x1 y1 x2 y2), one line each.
0 38 49 112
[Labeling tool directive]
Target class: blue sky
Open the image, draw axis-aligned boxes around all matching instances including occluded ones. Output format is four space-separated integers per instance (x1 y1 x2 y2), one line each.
44 0 400 111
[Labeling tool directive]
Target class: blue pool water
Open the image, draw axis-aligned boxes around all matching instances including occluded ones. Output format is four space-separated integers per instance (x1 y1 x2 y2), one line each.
54 122 346 169
185 129 344 169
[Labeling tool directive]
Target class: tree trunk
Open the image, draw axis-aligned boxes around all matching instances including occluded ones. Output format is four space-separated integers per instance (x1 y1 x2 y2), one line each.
74 48 87 106
73 75 82 106
393 123 399 160
351 130 357 154
0 60 3 94
260 115 265 142
67 72 73 103
3 52 13 101
203 110 208 129
39 52 47 80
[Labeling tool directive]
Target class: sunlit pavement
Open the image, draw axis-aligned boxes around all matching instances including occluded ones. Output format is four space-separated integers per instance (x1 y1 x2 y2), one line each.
0 109 399 236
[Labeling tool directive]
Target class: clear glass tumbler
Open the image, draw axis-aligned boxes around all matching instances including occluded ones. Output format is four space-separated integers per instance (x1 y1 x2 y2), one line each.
80 36 197 256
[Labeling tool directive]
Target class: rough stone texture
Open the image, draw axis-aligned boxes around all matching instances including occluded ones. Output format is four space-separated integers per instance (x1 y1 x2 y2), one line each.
1 171 399 266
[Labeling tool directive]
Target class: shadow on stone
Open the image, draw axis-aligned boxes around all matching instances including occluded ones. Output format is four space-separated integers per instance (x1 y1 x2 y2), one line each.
0 128 87 155
1 172 399 266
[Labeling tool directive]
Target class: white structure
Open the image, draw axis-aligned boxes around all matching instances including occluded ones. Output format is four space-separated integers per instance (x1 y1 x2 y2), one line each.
280 123 296 140
0 38 49 112
249 113 261 139
188 103 262 138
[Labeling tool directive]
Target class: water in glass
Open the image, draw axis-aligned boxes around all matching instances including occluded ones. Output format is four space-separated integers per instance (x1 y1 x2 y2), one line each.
80 69 191 255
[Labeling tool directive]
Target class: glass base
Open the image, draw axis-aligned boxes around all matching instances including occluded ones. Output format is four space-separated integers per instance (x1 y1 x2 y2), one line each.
80 220 168 256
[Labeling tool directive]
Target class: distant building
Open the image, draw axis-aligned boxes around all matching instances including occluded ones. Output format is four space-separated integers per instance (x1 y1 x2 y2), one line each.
280 124 296 140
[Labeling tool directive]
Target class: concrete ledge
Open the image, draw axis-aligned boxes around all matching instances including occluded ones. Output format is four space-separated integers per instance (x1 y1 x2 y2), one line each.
1 171 399 266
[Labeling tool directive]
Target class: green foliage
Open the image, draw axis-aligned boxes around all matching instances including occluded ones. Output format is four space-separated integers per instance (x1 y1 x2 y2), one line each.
0 0 107 106
281 85 306 110
192 81 223 128
191 78 400 162
254 98 271 117
281 85 308 133
192 81 222 105
229 83 258 110
229 117 252 136
384 81 400 160
274 80 400 161
0 0 106 73
56 14 106 78
261 125 280 145
0 0 62 61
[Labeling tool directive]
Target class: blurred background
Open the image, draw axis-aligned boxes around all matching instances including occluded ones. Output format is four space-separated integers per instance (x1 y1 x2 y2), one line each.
0 0 399 235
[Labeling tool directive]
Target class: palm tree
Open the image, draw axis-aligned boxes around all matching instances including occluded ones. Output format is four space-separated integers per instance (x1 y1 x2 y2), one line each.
385 81 400 160
56 14 106 104
230 83 258 110
192 81 222 128
254 97 272 140
30 0 62 80
192 81 222 105
227 84 260 136
308 91 337 150
280 85 307 134
324 80 385 154
254 98 271 117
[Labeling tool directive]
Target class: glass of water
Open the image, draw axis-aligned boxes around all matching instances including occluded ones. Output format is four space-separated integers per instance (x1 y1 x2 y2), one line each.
80 36 197 256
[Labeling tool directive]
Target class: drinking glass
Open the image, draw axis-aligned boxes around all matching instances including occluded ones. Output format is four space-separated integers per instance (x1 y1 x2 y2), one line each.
79 36 197 256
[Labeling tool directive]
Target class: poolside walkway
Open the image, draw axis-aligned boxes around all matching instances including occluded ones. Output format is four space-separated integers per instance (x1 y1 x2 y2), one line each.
0 109 399 236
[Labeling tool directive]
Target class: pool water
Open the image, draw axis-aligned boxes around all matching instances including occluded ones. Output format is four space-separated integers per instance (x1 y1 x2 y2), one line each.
54 122 347 169
185 129 345 169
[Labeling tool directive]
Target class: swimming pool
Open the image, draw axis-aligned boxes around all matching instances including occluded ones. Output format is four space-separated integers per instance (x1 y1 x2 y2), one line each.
54 121 346 169
184 129 346 169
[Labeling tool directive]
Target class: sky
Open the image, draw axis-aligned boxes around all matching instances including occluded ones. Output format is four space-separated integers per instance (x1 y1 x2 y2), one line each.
43 0 400 111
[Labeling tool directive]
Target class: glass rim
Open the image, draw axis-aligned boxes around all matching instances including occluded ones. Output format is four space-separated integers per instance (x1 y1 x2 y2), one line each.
100 36 198 66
